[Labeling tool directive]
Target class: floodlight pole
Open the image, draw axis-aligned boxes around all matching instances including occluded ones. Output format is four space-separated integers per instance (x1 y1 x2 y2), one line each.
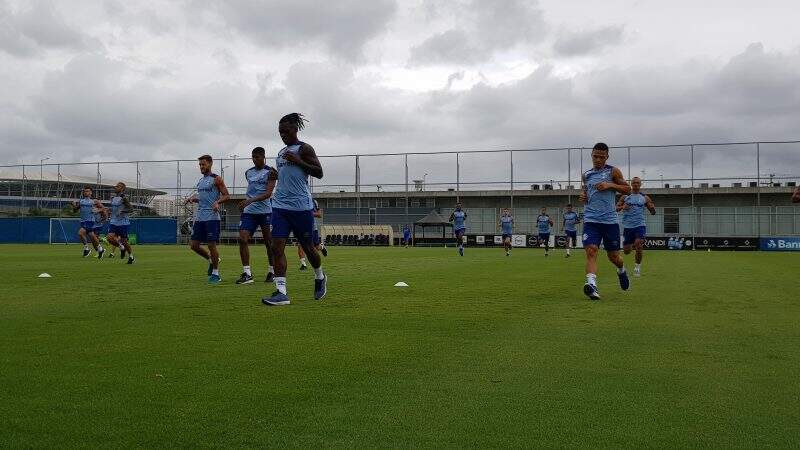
509 150 514 211
404 154 409 236
39 156 50 210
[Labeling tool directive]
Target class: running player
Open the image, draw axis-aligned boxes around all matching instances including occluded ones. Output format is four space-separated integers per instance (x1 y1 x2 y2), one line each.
402 224 411 247
536 207 554 256
262 113 327 306
579 142 631 300
71 187 105 258
296 199 327 270
107 182 135 264
449 202 467 256
562 204 580 257
500 208 513 256
92 198 108 253
187 155 230 284
236 147 277 285
617 177 656 277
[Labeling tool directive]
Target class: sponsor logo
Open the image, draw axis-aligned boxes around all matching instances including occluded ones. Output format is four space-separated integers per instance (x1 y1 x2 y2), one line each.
762 238 800 251
493 236 502 244
476 236 485 244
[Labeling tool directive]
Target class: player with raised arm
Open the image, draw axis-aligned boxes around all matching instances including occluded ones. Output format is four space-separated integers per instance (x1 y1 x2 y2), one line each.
579 142 631 300
236 147 278 285
187 155 230 284
617 177 656 277
563 204 580 257
449 202 467 256
536 207 554 256
262 113 327 306
500 208 513 256
72 187 105 258
106 182 135 264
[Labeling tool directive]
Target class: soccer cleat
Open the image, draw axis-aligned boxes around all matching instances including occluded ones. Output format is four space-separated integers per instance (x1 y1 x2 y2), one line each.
262 291 290 306
127 256 135 265
583 283 601 300
299 264 307 271
265 272 275 283
236 273 254 285
321 247 328 257
207 262 214 276
565 253 571 258
208 274 221 284
458 246 464 257
97 248 105 259
82 248 91 257
108 252 115 259
314 275 327 300
618 271 630 291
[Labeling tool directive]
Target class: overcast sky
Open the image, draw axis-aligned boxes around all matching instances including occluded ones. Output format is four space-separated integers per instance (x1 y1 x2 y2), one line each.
2 0 799 190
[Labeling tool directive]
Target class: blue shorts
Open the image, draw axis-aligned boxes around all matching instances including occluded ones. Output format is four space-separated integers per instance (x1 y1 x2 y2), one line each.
502 234 512 240
80 221 95 233
313 229 321 246
538 233 550 243
239 213 271 235
191 220 220 243
93 224 105 235
109 224 129 239
583 222 621 251
565 230 577 240
403 234 411 242
623 226 647 246
454 227 466 237
271 208 314 243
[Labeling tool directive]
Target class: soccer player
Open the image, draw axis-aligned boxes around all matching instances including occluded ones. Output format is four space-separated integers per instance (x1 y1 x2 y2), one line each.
71 187 105 258
107 182 135 264
617 177 656 277
402 224 411 247
499 208 513 256
236 147 277 285
793 185 800 203
295 200 327 270
262 113 327 306
579 142 632 300
92 199 108 253
187 155 230 284
563 204 580 257
449 202 467 256
536 207 554 256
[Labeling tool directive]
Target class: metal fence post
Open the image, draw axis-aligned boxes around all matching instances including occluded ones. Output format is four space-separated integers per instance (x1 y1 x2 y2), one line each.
509 150 514 211
21 165 26 217
627 147 631 181
567 148 572 205
691 144 696 247
404 153 409 229
355 155 361 225
456 152 460 202
756 142 761 238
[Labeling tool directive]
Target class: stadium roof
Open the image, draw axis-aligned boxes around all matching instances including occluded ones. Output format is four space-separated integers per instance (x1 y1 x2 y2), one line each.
0 168 161 193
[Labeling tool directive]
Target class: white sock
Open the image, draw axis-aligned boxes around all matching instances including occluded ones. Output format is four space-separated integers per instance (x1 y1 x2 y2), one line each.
586 273 597 286
566 248 571 255
268 265 274 275
635 263 641 271
300 258 307 265
84 244 89 250
618 266 626 274
128 253 133 258
212 269 219 276
275 277 287 294
98 245 104 252
313 267 324 280
243 265 252 276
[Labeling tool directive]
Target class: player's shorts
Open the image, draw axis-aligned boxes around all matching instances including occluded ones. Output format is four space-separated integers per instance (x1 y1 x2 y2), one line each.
538 233 550 243
191 220 221 243
313 229 321 246
454 227 466 236
239 213 271 235
502 233 512 241
271 208 314 243
623 226 647 246
565 230 577 240
80 221 95 233
109 224 129 239
582 222 620 251
93 224 107 236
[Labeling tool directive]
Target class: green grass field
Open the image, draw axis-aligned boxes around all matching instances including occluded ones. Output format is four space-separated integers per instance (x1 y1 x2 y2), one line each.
1 244 798 448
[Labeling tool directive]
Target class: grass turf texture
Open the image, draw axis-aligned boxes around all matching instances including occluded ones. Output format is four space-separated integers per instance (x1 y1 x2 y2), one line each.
0 245 798 448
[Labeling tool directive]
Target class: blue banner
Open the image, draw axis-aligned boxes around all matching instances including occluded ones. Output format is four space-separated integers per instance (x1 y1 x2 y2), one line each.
760 237 800 251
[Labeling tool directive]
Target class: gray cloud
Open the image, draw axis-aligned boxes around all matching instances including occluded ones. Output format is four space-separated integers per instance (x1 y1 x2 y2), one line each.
553 25 625 56
408 0 546 66
203 0 397 62
0 0 99 57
